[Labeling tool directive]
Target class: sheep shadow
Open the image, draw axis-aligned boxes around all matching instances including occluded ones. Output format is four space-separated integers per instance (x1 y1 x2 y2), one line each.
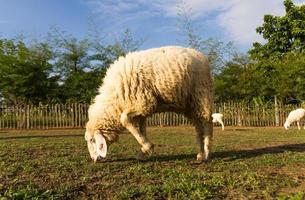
98 154 195 164
103 143 305 163
212 142 305 161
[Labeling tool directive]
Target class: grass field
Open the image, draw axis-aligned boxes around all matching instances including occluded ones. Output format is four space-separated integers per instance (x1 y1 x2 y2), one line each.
1 126 305 199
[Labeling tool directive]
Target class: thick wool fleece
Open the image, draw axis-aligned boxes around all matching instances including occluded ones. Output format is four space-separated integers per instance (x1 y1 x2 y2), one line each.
86 46 213 142
284 108 305 129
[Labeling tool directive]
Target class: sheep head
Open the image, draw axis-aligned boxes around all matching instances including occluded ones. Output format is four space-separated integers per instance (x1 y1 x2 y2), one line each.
284 121 290 130
84 130 108 163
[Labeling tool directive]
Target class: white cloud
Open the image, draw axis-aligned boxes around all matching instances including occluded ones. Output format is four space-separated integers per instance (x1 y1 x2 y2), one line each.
295 0 305 5
157 0 305 45
157 0 286 45
84 0 305 46
87 0 141 16
216 0 285 45
154 0 234 18
84 0 162 36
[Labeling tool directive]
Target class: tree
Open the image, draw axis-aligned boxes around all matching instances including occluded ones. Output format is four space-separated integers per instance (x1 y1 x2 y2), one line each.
0 26 143 104
59 69 105 102
0 39 59 104
176 1 236 75
249 0 305 102
250 0 305 60
119 28 143 55
214 54 259 102
47 29 91 76
272 52 305 102
47 28 143 103
47 28 104 102
89 28 143 69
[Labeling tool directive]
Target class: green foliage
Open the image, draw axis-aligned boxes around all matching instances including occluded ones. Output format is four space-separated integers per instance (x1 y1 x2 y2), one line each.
214 0 305 103
214 54 260 102
59 69 106 102
272 52 305 101
250 0 305 60
55 38 91 75
215 51 305 103
0 28 142 104
47 28 142 103
0 39 59 104
240 0 305 102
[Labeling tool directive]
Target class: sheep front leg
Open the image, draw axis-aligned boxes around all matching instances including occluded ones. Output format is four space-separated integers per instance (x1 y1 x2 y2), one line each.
195 120 213 162
120 112 154 157
219 119 225 131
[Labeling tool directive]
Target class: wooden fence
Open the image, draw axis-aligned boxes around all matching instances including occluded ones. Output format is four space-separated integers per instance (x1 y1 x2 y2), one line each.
0 102 302 130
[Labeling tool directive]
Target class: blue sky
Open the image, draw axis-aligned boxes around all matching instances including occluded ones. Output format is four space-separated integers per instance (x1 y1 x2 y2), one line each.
0 0 304 52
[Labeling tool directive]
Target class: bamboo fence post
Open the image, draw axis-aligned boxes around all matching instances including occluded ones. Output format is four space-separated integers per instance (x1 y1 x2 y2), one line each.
26 105 30 129
0 102 300 129
274 96 279 126
0 104 2 129
237 103 241 127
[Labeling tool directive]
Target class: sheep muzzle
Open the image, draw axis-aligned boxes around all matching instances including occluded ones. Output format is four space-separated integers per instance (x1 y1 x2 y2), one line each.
85 130 108 162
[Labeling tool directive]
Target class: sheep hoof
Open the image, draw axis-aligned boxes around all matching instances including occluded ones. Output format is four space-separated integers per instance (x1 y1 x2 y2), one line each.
136 151 146 160
141 143 154 155
196 153 208 163
196 153 203 162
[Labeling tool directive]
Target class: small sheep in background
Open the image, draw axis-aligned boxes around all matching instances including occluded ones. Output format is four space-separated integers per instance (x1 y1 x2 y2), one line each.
212 113 224 131
284 108 305 130
85 46 213 163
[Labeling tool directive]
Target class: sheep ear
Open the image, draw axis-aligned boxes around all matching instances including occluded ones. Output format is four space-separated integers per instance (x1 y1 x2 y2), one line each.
95 133 107 158
84 132 89 141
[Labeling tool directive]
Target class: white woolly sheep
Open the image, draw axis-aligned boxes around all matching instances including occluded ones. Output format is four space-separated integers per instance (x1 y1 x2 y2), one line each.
212 113 224 131
85 46 213 163
284 108 305 130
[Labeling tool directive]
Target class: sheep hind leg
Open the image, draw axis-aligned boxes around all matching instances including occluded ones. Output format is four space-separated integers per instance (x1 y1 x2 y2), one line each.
136 117 149 159
219 120 225 131
194 119 213 162
120 112 154 158
139 117 147 137
297 121 301 130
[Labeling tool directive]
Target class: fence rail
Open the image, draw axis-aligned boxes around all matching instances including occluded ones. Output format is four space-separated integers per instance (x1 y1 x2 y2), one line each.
0 102 302 130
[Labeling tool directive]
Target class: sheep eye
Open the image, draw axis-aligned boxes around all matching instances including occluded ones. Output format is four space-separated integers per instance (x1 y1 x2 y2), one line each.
90 138 95 143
